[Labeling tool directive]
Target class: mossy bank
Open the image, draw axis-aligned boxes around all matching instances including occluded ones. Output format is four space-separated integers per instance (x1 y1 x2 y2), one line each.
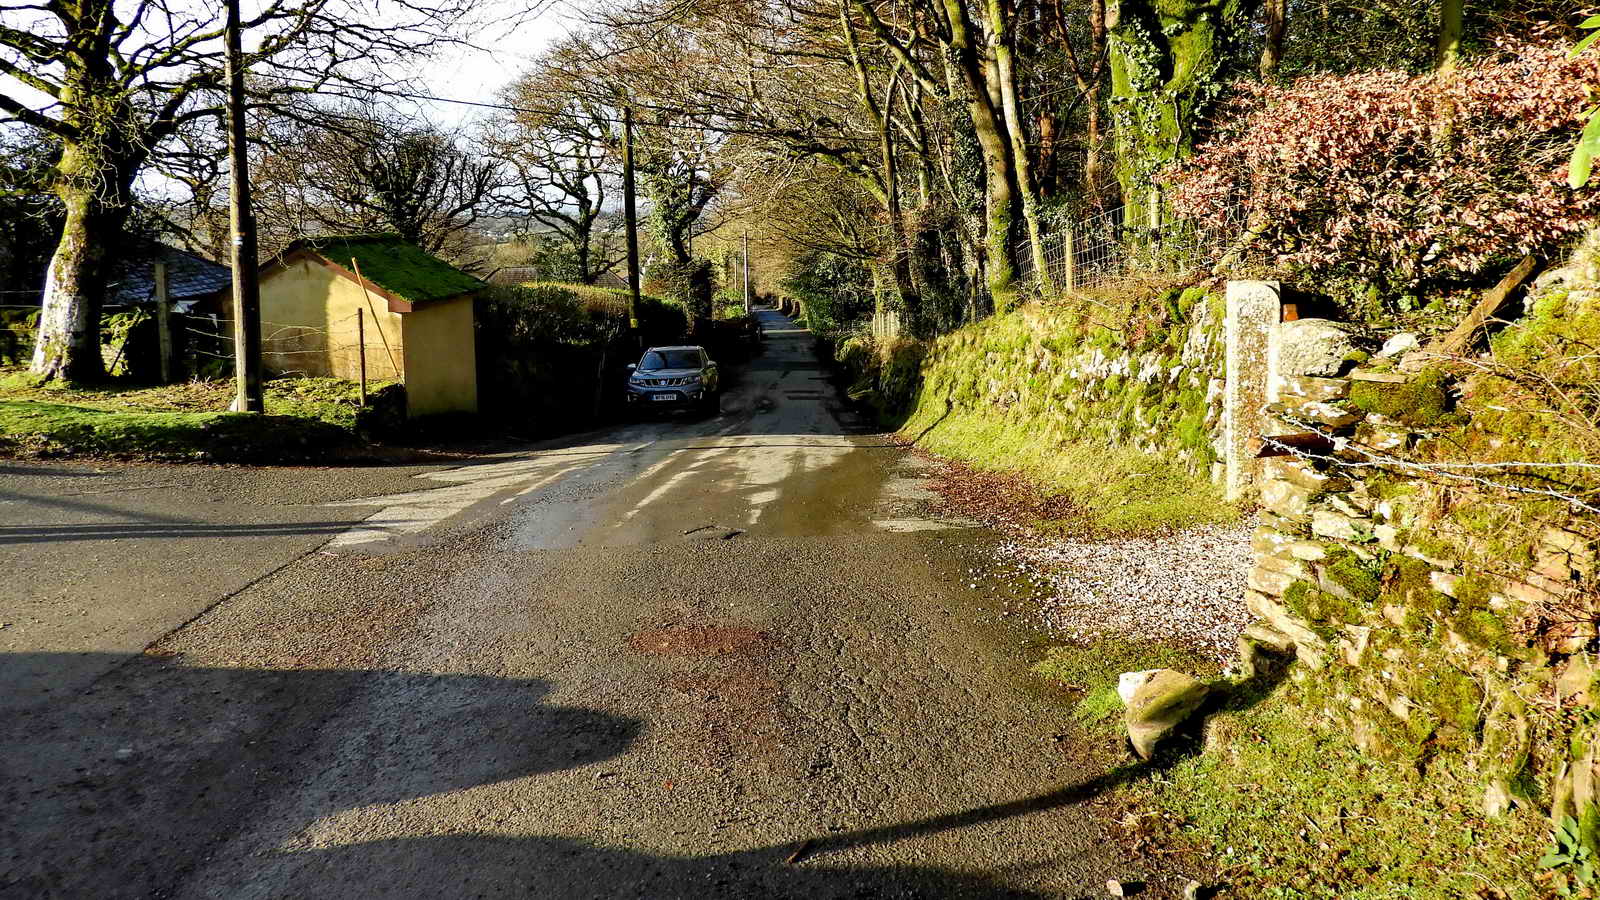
891 285 1236 533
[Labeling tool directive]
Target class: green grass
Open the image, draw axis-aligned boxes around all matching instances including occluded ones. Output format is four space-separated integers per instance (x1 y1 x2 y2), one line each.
0 371 394 426
905 406 1236 535
0 399 349 462
1033 637 1543 896
1032 638 1220 734
1140 687 1544 899
0 370 393 461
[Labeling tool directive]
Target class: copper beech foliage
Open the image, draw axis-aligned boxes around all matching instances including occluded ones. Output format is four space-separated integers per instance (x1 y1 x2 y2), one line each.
1164 42 1600 292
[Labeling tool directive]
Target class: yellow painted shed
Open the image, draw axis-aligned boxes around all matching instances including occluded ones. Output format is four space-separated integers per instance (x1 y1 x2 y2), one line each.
258 234 482 418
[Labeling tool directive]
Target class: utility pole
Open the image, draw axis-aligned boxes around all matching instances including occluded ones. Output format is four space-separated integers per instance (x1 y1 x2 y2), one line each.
742 231 750 315
621 106 642 343
225 0 263 413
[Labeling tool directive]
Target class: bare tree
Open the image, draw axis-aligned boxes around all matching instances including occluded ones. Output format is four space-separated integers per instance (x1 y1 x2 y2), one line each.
491 61 624 284
2 0 494 379
255 103 501 264
541 30 733 314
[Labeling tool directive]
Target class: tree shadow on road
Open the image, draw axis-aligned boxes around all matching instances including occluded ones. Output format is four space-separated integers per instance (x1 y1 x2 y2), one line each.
0 652 641 898
0 649 1157 899
217 764 1158 898
240 831 1077 899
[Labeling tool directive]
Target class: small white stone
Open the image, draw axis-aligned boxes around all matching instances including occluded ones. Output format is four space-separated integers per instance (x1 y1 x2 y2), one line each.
1117 670 1160 706
1375 333 1420 359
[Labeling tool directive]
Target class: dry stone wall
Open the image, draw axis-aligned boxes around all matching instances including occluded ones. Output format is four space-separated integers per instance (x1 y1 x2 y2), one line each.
910 287 1230 472
1238 277 1600 826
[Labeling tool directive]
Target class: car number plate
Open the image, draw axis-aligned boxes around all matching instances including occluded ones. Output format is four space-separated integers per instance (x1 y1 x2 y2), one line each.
652 394 676 402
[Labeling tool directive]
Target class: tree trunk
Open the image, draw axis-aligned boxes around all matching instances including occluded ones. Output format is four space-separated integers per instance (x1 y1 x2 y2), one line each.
1260 0 1286 79
1435 0 1463 74
1107 0 1255 233
31 147 134 382
577 237 595 284
1085 98 1104 202
941 0 1021 310
989 0 1051 295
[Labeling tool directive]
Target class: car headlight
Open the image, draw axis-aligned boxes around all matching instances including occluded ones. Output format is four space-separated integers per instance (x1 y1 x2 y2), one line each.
681 374 701 385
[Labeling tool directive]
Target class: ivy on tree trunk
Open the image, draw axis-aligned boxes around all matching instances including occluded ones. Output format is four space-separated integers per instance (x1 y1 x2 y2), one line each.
32 131 138 382
1107 0 1256 232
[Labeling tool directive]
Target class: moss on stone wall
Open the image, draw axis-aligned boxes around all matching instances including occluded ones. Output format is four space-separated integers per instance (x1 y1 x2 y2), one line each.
1349 368 1454 426
898 287 1235 533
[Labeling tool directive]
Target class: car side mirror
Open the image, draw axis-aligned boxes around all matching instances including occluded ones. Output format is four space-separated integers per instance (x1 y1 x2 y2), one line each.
625 363 636 371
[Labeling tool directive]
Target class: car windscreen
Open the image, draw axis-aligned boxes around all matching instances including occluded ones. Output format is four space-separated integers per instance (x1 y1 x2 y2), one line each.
639 350 701 370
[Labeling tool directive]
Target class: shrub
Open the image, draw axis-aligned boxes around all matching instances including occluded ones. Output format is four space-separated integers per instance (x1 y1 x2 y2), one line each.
474 285 619 433
515 281 690 349
782 250 874 339
1165 41 1600 300
0 308 39 365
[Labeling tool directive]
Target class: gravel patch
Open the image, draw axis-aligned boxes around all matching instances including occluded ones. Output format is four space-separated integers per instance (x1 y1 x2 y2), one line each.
995 524 1254 659
918 451 1254 659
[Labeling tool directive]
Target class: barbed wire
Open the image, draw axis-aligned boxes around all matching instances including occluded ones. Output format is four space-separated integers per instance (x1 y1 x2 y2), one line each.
1268 411 1600 516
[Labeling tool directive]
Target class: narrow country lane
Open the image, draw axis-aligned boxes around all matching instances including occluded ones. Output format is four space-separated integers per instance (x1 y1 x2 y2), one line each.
3 308 1155 899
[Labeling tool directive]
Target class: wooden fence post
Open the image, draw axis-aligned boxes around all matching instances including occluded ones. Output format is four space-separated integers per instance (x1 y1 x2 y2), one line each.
1062 226 1076 293
153 262 175 383
357 307 367 407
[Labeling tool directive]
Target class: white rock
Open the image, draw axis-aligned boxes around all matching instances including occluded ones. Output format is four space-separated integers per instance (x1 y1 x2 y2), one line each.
1118 670 1161 706
1276 318 1359 377
1375 332 1419 359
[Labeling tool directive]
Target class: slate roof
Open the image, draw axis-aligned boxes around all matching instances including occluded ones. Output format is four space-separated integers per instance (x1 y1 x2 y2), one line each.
106 241 231 310
286 234 483 304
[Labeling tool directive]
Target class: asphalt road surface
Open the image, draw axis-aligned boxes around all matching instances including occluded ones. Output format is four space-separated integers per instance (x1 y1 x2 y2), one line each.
2 308 1169 899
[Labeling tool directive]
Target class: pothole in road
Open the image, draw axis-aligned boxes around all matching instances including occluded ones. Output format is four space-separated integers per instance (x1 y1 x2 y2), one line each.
628 625 771 655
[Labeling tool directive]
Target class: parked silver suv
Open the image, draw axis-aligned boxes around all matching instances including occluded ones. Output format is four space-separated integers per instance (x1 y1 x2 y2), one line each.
625 345 720 414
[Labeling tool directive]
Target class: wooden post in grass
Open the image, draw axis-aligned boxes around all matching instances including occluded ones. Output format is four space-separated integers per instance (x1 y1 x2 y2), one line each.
356 307 367 407
350 258 398 377
154 261 174 383
1062 226 1076 293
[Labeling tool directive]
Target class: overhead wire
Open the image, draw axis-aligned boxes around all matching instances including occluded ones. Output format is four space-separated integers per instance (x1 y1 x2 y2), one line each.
252 71 876 150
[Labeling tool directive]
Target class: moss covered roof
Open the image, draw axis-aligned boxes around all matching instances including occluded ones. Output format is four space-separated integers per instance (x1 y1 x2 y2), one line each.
291 233 482 303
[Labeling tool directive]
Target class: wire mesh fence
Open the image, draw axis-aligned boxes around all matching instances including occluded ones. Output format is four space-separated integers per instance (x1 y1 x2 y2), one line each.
1019 203 1258 295
183 310 402 380
1 302 401 381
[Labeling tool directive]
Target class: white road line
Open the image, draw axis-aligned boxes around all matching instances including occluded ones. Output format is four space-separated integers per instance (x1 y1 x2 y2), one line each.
322 452 612 548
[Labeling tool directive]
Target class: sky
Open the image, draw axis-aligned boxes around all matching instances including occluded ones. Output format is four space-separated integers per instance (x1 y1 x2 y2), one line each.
399 0 582 126
0 0 583 129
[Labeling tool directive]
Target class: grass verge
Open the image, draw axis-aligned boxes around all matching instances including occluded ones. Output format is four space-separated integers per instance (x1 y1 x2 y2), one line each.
1034 639 1222 734
1142 684 1543 899
0 370 399 462
1033 639 1543 898
905 406 1236 535
0 400 350 463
